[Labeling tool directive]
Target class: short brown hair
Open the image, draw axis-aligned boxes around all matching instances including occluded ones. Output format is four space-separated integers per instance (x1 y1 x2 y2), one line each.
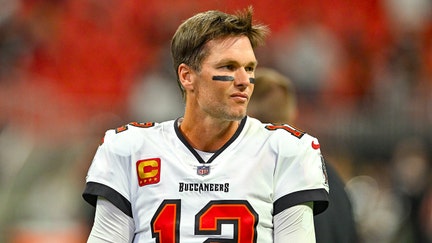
171 6 269 97
248 67 297 124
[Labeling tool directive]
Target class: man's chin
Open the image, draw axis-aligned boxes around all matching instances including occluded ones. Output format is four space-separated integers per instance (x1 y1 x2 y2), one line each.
225 113 246 121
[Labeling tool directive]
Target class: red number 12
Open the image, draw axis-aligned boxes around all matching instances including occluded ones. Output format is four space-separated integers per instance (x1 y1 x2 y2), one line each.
151 200 258 243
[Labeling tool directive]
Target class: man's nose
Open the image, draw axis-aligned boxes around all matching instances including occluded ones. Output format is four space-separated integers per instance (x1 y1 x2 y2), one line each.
234 68 252 86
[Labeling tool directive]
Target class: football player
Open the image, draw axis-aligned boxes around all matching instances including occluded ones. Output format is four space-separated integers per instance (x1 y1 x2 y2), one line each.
83 6 329 242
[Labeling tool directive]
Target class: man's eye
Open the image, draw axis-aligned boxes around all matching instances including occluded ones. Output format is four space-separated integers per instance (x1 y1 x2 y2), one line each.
245 66 254 72
224 65 234 70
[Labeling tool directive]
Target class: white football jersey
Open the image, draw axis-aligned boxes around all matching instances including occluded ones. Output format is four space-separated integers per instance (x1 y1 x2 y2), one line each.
83 116 329 243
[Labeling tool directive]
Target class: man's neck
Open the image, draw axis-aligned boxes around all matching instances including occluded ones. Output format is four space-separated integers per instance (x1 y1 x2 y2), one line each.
179 115 240 152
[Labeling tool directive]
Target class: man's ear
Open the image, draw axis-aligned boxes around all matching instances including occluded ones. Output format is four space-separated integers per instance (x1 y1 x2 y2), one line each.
178 63 194 91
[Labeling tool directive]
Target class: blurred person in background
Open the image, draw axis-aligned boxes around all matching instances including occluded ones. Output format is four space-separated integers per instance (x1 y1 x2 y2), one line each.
82 7 329 242
248 67 359 243
390 137 432 242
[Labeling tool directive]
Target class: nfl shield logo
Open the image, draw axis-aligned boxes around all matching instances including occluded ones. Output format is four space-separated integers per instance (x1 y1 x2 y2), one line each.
197 165 210 176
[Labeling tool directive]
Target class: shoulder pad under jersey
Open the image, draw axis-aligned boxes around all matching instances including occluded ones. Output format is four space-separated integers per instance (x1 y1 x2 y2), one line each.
102 122 157 156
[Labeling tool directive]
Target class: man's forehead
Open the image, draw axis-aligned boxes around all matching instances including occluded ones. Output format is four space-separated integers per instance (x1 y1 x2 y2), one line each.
203 38 256 64
205 35 252 51
205 54 258 66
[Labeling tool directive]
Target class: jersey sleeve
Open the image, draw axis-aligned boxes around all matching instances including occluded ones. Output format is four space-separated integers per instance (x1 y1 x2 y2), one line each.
82 129 135 218
272 132 329 216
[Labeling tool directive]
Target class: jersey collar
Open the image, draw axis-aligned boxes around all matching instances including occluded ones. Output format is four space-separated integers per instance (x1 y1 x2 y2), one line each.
174 116 247 164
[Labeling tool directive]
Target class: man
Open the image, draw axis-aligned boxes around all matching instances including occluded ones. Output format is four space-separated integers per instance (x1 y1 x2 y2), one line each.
248 67 358 243
83 7 329 242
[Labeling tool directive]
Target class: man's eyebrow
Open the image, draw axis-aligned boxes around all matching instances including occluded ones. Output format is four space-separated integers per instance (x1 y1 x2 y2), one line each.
214 58 257 67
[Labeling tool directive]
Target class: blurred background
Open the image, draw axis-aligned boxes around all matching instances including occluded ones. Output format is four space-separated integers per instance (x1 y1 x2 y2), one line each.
0 0 431 242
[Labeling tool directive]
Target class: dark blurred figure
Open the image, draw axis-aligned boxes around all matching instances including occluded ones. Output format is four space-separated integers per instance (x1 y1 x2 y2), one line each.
391 137 432 243
248 67 359 243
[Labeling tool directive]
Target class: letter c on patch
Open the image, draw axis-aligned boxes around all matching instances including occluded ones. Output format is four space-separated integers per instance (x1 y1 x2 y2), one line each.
136 158 161 187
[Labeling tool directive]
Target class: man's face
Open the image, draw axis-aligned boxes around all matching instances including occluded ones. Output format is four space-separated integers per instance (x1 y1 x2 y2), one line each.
190 35 257 121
